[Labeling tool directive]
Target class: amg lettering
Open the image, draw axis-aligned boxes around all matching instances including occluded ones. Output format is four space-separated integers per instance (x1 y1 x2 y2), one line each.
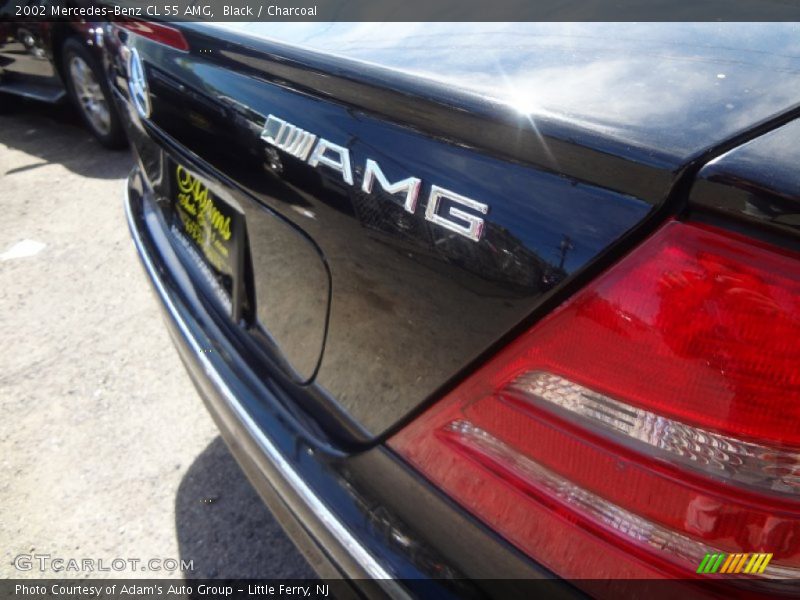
260 114 489 242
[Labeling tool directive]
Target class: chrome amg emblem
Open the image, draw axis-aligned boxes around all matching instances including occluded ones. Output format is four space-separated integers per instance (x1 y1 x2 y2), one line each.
261 114 489 241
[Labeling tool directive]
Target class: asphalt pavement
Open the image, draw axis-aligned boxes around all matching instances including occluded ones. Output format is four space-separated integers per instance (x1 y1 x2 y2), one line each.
0 99 314 580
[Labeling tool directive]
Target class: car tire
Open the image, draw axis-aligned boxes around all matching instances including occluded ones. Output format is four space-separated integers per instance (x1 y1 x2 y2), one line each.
61 37 126 149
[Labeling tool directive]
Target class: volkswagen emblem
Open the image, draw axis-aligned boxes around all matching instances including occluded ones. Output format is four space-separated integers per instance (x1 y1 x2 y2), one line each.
128 48 151 119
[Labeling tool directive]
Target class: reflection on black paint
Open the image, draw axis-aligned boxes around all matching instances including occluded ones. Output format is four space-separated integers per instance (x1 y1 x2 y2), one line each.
126 32 654 437
692 118 800 240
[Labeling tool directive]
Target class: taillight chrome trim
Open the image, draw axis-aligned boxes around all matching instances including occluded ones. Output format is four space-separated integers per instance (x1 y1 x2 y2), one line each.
443 420 799 580
505 371 800 497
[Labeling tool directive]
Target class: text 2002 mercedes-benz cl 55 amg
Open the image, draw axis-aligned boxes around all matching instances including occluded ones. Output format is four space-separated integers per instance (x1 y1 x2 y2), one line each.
113 21 800 597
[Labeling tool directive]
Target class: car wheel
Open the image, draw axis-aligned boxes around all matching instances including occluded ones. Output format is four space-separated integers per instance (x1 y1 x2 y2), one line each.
61 37 126 149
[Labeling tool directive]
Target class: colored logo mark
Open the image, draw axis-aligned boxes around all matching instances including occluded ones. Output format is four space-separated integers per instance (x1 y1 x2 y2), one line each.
697 553 772 575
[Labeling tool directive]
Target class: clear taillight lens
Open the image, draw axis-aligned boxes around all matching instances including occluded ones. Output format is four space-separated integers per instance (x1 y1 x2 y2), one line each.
506 371 800 496
390 221 800 587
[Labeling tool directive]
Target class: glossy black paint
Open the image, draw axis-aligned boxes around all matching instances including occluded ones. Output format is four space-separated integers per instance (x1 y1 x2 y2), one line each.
113 23 800 440
192 23 800 180
113 23 800 434
110 24 686 440
689 118 800 245
126 172 580 595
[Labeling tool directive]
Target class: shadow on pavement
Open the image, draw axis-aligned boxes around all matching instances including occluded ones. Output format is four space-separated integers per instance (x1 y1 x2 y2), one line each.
175 436 315 579
0 96 131 179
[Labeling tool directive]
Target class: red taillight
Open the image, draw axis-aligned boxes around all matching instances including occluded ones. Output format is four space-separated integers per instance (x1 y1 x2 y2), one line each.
118 21 189 51
390 220 800 586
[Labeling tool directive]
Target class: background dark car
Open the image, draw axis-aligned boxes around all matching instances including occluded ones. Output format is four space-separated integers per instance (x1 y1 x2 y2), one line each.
0 3 125 147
